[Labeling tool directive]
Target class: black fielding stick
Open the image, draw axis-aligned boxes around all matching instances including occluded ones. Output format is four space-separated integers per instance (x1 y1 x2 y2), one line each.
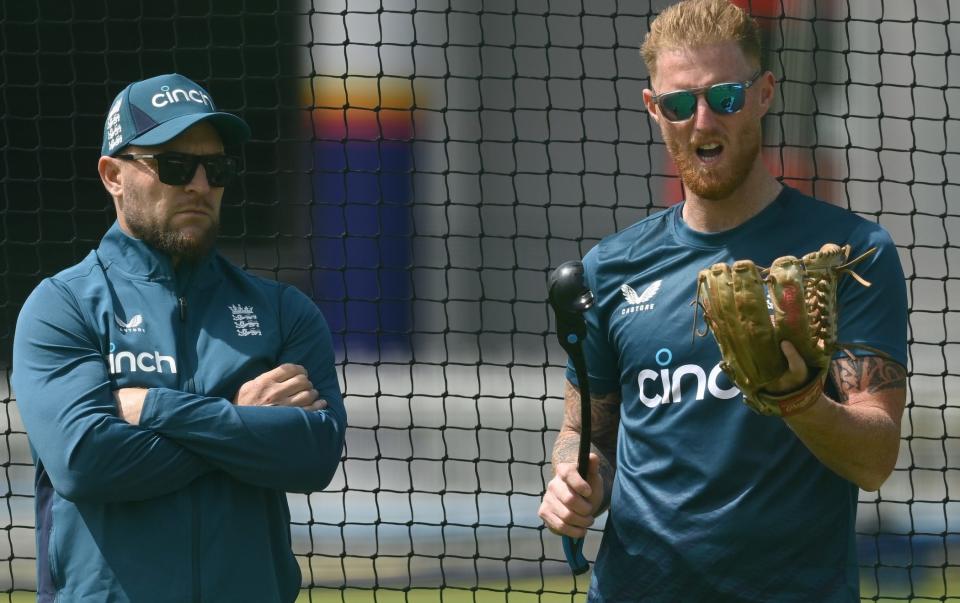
547 260 595 576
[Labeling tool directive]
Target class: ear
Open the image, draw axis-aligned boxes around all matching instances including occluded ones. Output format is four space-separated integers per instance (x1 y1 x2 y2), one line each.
756 70 776 117
642 88 662 126
98 156 124 200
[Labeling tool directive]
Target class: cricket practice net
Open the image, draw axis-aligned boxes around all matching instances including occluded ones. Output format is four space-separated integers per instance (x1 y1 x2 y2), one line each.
0 0 957 600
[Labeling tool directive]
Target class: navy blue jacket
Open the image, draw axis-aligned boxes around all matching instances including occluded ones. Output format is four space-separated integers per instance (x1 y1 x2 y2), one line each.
13 222 346 602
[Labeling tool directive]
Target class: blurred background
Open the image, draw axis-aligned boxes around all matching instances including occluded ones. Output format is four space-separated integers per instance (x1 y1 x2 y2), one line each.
0 0 956 600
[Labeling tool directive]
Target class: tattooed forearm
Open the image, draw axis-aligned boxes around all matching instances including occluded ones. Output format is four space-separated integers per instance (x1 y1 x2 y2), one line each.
553 381 621 511
552 431 582 466
557 381 621 454
830 355 907 403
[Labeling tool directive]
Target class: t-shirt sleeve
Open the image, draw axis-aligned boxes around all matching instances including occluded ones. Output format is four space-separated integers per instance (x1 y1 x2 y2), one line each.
836 223 908 366
564 245 621 395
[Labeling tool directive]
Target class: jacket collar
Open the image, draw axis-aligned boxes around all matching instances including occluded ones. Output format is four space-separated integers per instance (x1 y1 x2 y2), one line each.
96 221 220 289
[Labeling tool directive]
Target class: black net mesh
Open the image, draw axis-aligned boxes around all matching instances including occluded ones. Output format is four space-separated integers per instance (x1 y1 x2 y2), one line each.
1 0 957 600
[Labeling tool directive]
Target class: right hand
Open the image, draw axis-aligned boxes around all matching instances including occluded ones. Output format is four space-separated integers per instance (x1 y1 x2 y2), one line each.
538 452 605 539
234 363 326 411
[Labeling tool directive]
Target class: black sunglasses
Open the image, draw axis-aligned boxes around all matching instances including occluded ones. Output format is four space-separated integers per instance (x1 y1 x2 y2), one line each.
117 152 240 187
651 71 762 122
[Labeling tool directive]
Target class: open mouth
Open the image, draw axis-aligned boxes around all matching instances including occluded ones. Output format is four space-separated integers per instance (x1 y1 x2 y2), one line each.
697 143 723 160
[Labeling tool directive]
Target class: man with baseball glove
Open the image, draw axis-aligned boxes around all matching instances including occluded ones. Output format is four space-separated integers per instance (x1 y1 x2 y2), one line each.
538 0 908 600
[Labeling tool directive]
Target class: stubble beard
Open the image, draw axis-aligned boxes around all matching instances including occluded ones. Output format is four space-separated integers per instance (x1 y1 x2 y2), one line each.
122 188 219 262
666 119 762 201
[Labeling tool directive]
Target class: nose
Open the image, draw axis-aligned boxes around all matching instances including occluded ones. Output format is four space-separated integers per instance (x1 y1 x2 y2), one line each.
692 95 719 130
185 162 212 193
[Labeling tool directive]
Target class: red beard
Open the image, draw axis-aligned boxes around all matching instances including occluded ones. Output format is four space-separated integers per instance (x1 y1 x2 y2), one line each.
665 119 762 201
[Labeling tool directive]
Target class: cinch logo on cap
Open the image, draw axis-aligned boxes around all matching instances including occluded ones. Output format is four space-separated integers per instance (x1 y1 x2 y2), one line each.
150 85 213 109
101 73 251 157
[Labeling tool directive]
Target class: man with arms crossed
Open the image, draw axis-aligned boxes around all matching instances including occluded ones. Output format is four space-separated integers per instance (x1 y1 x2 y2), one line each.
13 73 346 602
538 1 908 600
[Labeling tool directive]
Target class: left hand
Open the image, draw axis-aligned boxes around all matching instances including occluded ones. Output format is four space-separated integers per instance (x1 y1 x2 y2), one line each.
234 364 323 409
114 387 149 425
766 341 811 394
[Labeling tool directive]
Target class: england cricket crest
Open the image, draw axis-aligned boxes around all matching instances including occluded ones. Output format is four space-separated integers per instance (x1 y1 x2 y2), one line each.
229 304 262 337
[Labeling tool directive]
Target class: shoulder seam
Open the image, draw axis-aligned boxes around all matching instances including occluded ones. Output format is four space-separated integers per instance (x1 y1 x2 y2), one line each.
49 256 102 284
43 274 102 350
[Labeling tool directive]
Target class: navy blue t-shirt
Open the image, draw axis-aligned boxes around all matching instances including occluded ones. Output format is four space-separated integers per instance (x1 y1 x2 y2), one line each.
566 187 907 602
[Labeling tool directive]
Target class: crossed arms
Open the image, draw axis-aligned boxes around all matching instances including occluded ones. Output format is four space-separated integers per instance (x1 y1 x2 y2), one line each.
115 363 328 425
13 278 346 503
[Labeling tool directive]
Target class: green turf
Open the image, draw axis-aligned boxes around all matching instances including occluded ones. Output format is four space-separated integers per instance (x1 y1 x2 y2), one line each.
294 577 587 603
3 573 957 602
291 573 960 603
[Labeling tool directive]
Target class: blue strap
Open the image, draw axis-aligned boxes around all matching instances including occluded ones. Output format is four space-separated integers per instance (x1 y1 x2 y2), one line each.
562 535 590 575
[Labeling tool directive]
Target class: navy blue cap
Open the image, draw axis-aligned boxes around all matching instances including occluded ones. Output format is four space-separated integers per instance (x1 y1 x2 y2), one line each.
102 73 251 156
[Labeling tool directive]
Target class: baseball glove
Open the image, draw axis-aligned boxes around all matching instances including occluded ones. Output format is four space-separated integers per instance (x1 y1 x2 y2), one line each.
695 243 877 417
